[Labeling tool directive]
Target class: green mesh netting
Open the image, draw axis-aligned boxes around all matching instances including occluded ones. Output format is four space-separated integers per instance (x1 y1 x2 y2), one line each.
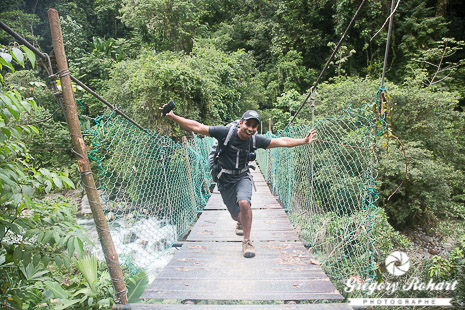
256 105 380 281
83 112 214 272
81 101 382 282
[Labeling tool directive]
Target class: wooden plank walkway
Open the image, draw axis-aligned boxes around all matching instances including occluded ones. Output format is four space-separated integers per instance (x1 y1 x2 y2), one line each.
138 164 349 308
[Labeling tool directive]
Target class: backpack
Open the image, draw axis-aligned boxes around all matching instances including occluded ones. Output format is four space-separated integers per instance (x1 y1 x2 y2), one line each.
208 120 257 182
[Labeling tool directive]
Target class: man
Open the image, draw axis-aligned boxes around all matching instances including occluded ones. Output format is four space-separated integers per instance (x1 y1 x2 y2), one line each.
160 107 317 258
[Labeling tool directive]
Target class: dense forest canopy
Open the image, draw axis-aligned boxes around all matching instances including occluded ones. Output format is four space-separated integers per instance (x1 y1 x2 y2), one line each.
1 0 465 308
2 0 464 115
1 0 464 245
1 0 464 233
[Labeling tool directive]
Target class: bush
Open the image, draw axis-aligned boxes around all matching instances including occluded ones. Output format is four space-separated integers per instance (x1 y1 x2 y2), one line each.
105 41 262 138
378 141 464 228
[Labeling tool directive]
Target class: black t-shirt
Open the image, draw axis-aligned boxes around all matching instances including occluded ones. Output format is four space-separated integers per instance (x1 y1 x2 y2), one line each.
209 125 271 170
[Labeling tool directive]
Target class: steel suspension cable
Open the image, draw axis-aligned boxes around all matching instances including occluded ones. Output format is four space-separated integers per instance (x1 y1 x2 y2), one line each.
0 20 150 136
287 0 367 129
381 0 397 87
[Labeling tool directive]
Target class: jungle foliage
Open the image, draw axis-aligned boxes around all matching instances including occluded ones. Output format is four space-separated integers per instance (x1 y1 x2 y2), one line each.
1 0 465 307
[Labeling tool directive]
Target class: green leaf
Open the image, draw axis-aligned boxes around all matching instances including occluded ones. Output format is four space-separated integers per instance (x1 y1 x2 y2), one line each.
0 171 15 186
54 256 63 268
38 168 52 178
11 193 23 206
22 187 34 200
73 287 93 297
45 180 52 193
54 299 81 310
0 52 12 64
127 270 149 303
43 230 54 244
67 236 75 257
60 234 70 247
20 262 49 281
75 255 98 292
53 230 60 245
20 126 31 135
7 106 19 120
10 126 22 139
63 256 70 269
60 176 75 189
42 256 50 267
33 253 41 266
44 281 69 299
0 220 20 235
13 246 23 263
36 231 44 243
0 57 14 72
28 124 39 134
11 48 24 66
19 99 32 112
74 237 84 258
22 46 36 68
53 176 63 188
25 228 40 239
1 128 11 139
0 225 5 239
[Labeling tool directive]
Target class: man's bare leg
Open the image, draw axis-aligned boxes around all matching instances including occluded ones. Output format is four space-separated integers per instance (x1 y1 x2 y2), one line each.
232 213 243 236
238 200 255 258
238 200 252 239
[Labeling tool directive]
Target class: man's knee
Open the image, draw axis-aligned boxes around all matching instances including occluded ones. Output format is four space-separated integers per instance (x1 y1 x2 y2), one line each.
238 200 251 211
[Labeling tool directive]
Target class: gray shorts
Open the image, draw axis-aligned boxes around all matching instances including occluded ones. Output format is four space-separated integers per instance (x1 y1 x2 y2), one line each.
217 173 253 217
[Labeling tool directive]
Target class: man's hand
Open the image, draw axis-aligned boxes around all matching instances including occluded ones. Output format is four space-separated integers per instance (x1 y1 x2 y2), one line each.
304 128 317 144
267 128 317 149
159 104 175 119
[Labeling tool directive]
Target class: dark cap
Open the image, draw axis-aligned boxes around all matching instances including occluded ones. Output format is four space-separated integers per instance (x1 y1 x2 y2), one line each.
241 110 261 123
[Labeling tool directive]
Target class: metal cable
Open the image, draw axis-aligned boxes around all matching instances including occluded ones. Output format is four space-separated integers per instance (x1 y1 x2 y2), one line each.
287 0 367 128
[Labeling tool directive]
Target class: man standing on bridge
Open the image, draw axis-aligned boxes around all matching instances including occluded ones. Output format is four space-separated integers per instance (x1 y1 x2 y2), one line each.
161 106 317 258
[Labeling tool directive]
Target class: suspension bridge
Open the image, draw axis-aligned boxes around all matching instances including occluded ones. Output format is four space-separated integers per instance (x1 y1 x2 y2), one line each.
84 108 379 308
0 1 393 306
110 160 353 308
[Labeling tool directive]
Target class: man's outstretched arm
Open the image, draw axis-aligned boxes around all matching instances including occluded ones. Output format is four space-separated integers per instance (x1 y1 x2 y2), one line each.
267 128 317 149
160 106 210 136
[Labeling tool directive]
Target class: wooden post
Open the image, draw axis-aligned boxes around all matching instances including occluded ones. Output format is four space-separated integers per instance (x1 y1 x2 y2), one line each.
48 9 127 304
182 136 198 213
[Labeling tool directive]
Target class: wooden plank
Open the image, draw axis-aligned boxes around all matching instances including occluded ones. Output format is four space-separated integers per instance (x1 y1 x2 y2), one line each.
204 195 282 210
187 210 299 241
143 241 339 301
187 230 299 242
116 303 353 309
139 164 346 305
143 279 341 300
157 266 326 280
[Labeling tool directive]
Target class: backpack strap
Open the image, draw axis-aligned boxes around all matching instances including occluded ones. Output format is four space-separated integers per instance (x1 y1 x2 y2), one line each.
216 126 238 159
223 124 237 146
